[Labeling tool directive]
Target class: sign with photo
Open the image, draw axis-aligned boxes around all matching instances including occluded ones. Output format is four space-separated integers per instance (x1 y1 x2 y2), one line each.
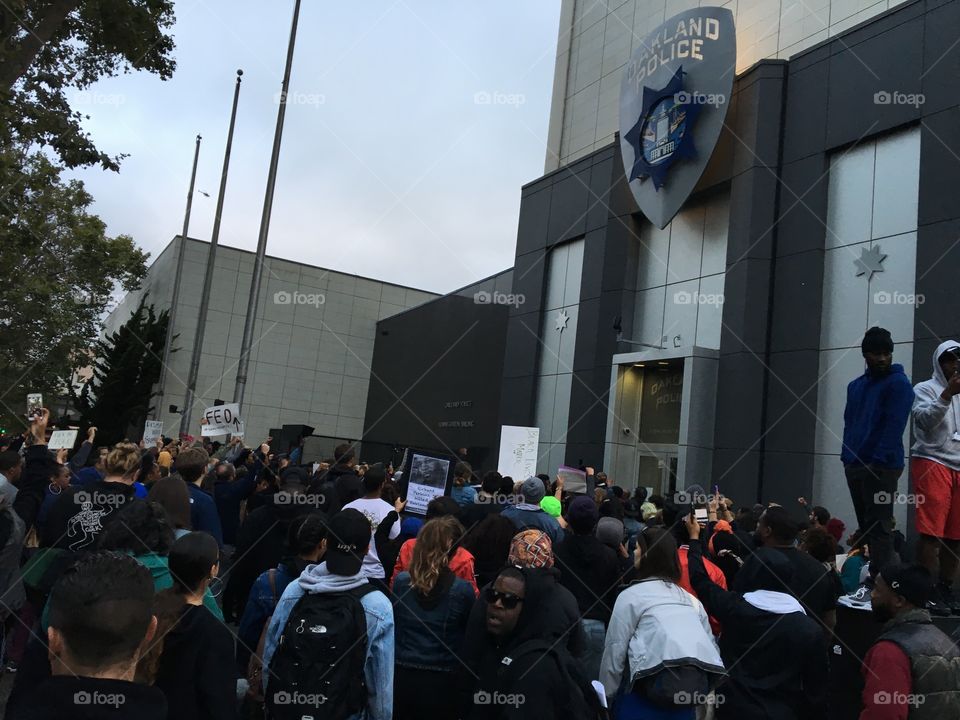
399 448 456 516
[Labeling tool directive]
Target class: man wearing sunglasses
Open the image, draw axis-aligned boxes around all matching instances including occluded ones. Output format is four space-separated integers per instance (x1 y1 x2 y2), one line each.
911 341 960 615
464 567 601 719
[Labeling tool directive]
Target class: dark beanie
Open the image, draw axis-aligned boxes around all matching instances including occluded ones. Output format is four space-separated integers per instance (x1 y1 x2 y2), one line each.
862 326 893 355
566 495 599 534
880 563 934 608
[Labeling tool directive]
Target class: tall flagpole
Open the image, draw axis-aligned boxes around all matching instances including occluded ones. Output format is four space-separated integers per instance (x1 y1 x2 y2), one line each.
180 70 244 436
155 134 201 421
234 0 302 410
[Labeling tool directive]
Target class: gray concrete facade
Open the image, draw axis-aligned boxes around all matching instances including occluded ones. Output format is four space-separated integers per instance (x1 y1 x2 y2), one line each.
104 236 437 444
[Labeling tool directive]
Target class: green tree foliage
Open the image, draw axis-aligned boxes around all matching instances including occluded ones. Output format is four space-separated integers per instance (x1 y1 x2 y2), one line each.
0 0 177 170
0 151 148 431
75 297 171 444
0 1 177 431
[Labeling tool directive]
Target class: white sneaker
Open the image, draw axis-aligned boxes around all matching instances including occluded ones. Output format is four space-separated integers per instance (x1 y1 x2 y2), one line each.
838 584 872 610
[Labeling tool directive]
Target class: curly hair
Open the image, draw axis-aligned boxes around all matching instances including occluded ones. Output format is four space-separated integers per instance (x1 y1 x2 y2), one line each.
98 500 175 555
409 515 463 595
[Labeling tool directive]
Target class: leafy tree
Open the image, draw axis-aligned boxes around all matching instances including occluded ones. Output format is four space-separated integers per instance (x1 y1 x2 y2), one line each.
0 0 177 170
74 296 172 445
0 150 148 432
0 1 177 430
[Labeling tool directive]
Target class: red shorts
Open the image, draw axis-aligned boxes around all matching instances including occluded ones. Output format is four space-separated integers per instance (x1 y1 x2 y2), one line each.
912 457 960 540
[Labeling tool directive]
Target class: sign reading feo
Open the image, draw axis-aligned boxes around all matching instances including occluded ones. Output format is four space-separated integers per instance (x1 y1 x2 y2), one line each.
201 403 243 437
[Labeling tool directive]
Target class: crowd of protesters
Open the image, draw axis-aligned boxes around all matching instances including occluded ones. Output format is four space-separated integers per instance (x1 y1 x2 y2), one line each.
0 327 957 719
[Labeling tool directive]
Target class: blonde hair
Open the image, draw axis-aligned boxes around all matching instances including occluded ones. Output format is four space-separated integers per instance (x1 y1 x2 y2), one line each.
104 443 141 478
409 516 463 595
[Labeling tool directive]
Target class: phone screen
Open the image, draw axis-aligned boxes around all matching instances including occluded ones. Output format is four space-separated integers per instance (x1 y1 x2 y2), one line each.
26 393 43 419
694 507 709 525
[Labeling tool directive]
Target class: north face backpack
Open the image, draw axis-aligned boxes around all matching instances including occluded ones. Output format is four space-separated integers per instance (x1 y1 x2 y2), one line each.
266 584 376 720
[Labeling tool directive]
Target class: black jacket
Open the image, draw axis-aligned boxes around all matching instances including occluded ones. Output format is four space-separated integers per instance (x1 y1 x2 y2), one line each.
221 495 324 621
40 480 136 551
463 568 596 720
7 675 167 720
154 604 237 720
462 567 584 674
553 531 621 623
687 539 828 720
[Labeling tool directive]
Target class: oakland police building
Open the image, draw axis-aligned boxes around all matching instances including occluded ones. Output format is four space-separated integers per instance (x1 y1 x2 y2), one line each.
363 0 960 536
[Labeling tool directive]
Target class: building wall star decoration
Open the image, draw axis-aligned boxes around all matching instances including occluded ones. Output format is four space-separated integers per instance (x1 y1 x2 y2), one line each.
854 245 887 280
555 309 570 332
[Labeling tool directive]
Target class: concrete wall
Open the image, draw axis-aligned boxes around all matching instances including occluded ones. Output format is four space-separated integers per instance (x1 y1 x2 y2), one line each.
545 0 913 170
104 237 438 444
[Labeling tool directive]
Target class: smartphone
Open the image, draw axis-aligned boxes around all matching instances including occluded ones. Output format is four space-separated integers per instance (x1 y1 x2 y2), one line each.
694 507 709 526
26 393 43 420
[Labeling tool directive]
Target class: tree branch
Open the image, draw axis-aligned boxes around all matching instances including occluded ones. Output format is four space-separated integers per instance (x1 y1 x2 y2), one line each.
0 0 81 91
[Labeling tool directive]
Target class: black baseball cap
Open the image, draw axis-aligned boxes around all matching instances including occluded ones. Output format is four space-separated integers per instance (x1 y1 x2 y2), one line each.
879 563 934 608
325 509 370 576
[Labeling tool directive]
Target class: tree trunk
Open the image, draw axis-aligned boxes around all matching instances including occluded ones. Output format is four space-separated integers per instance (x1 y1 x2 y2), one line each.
0 0 81 91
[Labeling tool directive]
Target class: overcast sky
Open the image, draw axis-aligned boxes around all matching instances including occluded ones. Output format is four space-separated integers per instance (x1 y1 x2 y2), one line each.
65 1 562 295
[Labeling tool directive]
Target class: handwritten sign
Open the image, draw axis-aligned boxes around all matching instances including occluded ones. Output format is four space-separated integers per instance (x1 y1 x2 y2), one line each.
497 425 540 480
143 420 163 444
200 403 242 437
48 429 78 450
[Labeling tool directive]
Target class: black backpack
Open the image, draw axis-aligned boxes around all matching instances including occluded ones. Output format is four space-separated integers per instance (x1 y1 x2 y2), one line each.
266 584 376 720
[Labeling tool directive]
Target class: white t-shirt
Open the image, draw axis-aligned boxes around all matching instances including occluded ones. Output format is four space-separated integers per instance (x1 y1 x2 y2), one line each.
342 497 401 578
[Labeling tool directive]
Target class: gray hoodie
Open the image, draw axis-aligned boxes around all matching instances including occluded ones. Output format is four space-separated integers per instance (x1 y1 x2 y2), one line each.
912 340 960 470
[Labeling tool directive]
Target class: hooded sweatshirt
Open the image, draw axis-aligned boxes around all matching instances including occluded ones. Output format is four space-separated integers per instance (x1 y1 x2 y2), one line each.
912 340 960 470
841 362 914 469
262 561 394 720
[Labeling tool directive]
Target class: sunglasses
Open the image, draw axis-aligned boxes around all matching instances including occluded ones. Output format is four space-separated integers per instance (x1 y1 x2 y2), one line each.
484 588 524 609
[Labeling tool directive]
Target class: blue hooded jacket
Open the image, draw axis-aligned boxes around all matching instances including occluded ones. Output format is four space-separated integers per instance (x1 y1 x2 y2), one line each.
841 363 914 469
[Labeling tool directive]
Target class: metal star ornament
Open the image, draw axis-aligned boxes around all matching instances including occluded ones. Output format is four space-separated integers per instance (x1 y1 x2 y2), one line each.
555 309 570 332
854 245 887 280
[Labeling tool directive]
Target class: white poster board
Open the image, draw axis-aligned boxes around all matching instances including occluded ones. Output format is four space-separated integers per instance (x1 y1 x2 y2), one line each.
143 420 163 444
497 425 540 480
48 429 78 450
200 403 242 437
405 453 451 515
233 421 245 440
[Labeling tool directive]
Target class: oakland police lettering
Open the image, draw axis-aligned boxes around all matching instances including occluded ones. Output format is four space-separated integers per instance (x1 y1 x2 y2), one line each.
626 17 721 91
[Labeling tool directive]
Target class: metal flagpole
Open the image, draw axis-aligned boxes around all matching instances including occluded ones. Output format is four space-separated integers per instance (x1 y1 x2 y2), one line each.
155 134 201 421
233 0 302 410
180 70 244 436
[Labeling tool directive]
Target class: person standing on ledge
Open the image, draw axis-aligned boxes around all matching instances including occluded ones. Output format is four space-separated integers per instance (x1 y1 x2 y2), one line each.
910 340 960 615
841 327 914 605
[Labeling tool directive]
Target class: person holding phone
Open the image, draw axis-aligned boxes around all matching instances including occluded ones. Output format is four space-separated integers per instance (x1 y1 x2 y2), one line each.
910 341 960 615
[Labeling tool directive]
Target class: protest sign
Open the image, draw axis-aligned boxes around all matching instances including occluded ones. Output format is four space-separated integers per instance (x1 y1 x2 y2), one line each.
143 420 163 444
200 403 242 437
497 425 539 480
48 429 79 450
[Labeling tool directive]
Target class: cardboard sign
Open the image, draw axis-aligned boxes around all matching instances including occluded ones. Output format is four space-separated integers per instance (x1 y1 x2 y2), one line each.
200 403 242 437
497 425 539 480
143 420 163 444
48 429 79 450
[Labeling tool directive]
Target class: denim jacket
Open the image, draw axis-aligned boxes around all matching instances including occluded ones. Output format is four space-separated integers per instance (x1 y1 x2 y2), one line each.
237 562 297 652
263 563 394 720
392 572 474 671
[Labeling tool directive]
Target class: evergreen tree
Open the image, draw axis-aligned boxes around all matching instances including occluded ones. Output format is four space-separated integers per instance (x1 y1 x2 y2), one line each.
76 297 174 445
